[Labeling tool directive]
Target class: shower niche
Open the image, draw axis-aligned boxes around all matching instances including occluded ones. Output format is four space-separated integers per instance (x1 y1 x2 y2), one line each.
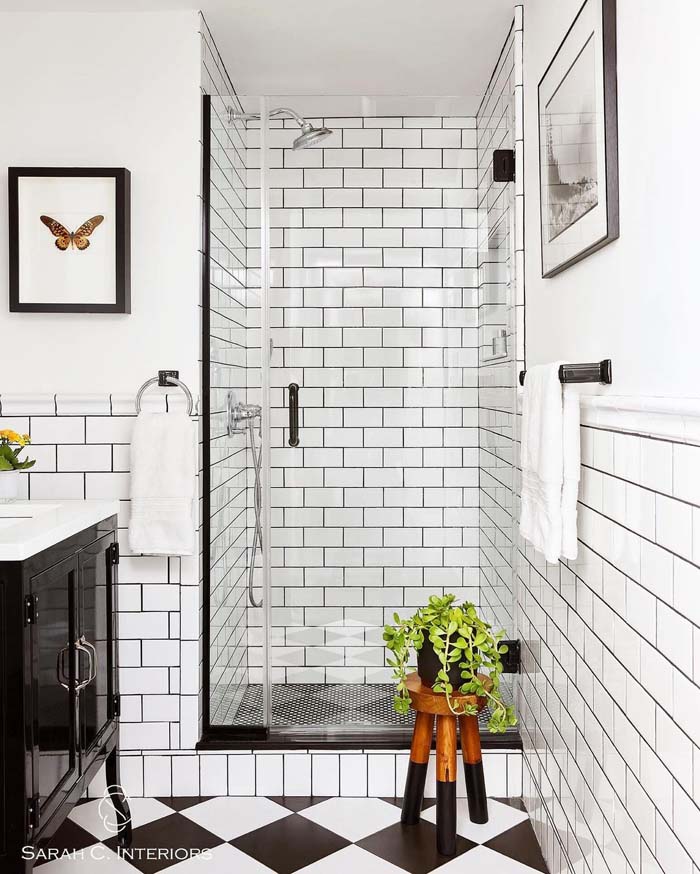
201 82 520 745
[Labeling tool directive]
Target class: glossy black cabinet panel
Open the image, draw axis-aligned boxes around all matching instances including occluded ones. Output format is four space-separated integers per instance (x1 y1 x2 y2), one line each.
78 535 114 757
31 556 77 820
0 516 129 873
0 584 6 858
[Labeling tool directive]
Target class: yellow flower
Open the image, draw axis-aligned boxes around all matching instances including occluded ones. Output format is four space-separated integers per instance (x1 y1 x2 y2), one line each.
0 429 30 446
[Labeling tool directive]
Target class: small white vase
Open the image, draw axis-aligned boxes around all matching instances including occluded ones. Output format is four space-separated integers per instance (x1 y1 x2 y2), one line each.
0 471 20 501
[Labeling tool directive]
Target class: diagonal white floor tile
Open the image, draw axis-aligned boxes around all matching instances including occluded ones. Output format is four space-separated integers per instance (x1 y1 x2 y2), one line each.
166 842 277 873
298 797 401 842
295 844 409 874
437 844 544 873
421 798 528 844
180 796 290 840
68 797 173 841
32 844 134 873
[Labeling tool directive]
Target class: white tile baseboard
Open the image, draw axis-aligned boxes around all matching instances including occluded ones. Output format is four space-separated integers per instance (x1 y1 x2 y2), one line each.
88 749 523 800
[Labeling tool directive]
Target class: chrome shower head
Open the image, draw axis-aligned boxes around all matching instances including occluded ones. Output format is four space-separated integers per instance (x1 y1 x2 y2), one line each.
227 106 333 150
292 122 332 150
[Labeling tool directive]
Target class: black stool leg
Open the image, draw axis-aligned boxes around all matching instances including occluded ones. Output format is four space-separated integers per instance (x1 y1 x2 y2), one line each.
401 711 434 824
436 715 457 856
459 714 488 824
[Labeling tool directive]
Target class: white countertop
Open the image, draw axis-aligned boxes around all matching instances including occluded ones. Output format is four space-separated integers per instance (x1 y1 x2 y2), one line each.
0 500 120 561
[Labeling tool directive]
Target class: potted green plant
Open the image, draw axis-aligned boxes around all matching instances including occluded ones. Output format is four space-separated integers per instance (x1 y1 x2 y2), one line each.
0 430 35 501
383 594 516 733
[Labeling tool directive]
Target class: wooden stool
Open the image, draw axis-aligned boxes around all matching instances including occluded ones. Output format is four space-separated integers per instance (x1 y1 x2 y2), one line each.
400 672 489 856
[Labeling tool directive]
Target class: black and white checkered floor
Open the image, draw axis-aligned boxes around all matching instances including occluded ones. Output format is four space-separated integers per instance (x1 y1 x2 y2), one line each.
36 795 548 873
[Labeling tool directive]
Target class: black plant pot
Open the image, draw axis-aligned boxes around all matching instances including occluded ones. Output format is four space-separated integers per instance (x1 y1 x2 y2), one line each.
417 632 463 688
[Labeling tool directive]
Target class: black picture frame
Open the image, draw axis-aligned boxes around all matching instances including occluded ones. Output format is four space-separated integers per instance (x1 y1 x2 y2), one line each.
8 167 131 313
538 0 618 278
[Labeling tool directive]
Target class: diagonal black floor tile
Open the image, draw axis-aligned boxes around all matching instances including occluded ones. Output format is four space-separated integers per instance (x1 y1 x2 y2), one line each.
268 796 330 813
104 812 222 873
484 821 549 872
35 819 98 866
381 796 435 812
357 820 477 874
231 813 350 874
156 796 211 812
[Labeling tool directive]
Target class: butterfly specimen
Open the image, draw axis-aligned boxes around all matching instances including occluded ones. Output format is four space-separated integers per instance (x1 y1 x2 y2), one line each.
39 214 104 250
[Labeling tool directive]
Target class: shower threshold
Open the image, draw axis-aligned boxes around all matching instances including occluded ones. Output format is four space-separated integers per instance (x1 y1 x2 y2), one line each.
200 682 521 751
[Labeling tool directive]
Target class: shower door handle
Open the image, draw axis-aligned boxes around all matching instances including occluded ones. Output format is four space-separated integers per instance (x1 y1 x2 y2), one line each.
288 383 300 447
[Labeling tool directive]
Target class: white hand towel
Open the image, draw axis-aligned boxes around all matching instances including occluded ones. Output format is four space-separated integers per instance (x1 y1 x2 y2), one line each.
128 412 197 556
520 363 580 563
560 386 581 560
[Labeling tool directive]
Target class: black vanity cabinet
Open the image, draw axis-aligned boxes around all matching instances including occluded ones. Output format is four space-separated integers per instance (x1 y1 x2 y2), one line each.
0 515 131 872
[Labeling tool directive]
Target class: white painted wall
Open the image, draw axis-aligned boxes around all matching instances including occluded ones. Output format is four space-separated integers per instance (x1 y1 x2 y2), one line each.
523 0 700 398
0 11 201 394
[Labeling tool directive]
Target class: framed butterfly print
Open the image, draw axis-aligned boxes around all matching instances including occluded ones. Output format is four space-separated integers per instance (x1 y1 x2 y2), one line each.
8 167 131 313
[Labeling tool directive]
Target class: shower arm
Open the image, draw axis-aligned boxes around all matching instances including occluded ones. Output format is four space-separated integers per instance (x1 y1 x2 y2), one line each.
227 106 307 129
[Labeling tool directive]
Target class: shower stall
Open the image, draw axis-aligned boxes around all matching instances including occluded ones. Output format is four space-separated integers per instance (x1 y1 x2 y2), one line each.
201 68 519 745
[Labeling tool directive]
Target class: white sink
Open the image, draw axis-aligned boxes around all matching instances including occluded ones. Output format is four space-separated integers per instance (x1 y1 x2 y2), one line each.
0 502 62 518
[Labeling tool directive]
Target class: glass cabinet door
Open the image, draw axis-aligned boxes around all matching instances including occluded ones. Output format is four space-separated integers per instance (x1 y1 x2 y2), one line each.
31 555 77 817
78 534 115 757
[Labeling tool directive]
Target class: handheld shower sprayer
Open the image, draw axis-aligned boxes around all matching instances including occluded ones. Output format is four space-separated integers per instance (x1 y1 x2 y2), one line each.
227 395 263 608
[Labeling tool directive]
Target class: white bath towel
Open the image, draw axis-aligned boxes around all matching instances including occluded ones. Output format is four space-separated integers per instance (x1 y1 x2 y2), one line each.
128 412 197 556
520 363 580 563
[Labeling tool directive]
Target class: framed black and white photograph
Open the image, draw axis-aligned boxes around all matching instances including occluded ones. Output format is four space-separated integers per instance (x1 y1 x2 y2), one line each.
538 0 618 277
8 167 131 312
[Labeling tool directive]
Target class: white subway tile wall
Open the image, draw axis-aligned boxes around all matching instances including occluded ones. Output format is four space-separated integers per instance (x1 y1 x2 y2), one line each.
518 409 700 870
0 392 201 752
245 112 481 685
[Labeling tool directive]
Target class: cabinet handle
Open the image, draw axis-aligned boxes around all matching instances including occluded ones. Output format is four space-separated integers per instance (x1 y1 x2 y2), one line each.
56 646 70 690
288 382 300 447
83 639 98 683
75 636 95 691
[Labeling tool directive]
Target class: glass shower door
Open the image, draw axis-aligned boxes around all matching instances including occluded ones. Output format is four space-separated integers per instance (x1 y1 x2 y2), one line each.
260 96 486 734
206 87 519 740
204 85 268 735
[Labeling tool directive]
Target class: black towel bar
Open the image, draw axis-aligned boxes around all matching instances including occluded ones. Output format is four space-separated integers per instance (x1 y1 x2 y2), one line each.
519 359 612 387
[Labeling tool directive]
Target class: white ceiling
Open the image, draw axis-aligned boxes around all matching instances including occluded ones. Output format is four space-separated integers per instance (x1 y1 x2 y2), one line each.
0 0 515 101
204 0 515 99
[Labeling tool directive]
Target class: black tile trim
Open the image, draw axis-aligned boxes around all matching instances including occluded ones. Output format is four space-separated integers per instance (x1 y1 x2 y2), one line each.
198 726 522 751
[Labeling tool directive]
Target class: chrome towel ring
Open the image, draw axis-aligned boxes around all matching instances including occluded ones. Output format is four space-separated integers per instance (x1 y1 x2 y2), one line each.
135 371 194 415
